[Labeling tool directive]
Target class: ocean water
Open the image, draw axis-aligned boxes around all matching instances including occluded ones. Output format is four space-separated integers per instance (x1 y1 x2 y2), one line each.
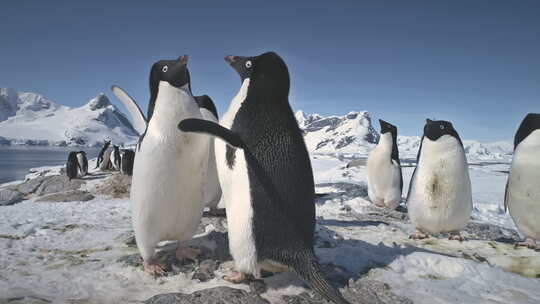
0 146 101 184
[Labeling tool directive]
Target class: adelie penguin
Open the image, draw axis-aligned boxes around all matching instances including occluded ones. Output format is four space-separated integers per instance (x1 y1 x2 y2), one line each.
179 52 350 304
66 151 79 181
120 149 135 176
407 119 472 240
367 119 402 209
195 95 224 216
76 151 88 177
110 145 121 170
95 140 111 169
505 113 540 250
111 56 210 275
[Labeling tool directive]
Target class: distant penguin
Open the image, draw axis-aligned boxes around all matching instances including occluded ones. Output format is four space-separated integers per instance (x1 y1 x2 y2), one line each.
195 95 223 215
99 147 112 171
110 145 121 170
66 152 79 181
179 52 350 304
120 149 135 176
112 55 210 275
96 140 111 169
367 119 402 209
407 119 472 240
505 113 540 250
76 151 88 177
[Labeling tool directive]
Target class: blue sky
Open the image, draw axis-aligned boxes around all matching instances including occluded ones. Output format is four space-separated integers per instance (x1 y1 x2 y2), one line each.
1 0 539 141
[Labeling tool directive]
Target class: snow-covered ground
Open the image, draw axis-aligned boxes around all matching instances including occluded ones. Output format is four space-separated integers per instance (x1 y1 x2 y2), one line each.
1 155 539 304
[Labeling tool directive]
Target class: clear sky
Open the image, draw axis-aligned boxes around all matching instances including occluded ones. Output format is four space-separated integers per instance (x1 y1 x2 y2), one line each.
1 0 539 141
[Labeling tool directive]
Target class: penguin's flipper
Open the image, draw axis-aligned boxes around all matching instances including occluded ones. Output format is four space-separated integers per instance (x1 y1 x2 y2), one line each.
178 119 244 148
111 85 147 135
504 180 509 213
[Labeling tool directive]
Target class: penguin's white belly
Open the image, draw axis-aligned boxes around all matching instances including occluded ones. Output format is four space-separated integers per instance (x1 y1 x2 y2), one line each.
200 110 222 209
110 152 119 169
367 150 401 209
131 135 207 260
507 152 540 239
408 149 472 234
76 154 86 176
99 150 112 170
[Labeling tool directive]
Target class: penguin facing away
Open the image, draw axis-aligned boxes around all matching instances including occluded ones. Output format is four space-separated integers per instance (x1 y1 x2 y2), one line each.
505 113 540 250
66 151 79 181
120 149 135 176
407 119 472 240
76 151 88 177
367 119 402 209
95 140 111 169
179 52 350 304
195 95 224 216
110 145 121 170
112 55 210 275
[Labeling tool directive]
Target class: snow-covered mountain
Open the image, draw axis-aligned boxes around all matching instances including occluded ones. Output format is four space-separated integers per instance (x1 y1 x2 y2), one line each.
296 110 513 162
0 88 138 147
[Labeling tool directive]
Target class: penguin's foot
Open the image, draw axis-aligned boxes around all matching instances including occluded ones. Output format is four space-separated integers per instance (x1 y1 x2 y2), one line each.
514 238 538 250
409 231 429 240
143 260 166 277
175 242 201 262
223 271 247 284
448 233 466 242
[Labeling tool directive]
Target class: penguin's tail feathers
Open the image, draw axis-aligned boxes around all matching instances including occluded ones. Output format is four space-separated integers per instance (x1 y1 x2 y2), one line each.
294 252 351 304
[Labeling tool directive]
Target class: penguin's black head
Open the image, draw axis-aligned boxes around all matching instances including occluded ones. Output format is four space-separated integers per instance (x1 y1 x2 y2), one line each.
423 119 462 144
225 52 289 94
514 113 540 148
195 95 218 119
379 119 397 136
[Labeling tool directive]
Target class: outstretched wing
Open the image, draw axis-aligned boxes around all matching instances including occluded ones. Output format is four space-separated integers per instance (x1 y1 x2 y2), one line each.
178 118 244 148
111 85 147 135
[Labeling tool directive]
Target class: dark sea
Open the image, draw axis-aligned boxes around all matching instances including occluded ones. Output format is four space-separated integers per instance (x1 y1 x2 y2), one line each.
0 146 101 184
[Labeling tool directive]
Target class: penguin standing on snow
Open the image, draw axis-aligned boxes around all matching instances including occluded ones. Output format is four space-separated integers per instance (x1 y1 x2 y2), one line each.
505 113 540 250
179 52 350 304
76 151 88 177
110 145 121 170
195 95 223 216
407 119 472 240
95 140 111 169
111 55 210 275
66 151 79 181
367 119 402 209
120 149 135 176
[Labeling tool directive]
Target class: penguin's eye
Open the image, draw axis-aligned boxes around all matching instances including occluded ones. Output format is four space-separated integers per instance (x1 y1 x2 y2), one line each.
245 61 252 68
162 65 168 73
440 125 445 130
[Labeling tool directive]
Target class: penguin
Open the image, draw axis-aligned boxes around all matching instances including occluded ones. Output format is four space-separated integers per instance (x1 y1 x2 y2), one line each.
111 55 210 275
178 52 350 304
76 151 88 177
120 149 135 176
66 151 79 181
367 119 402 209
99 147 112 171
505 113 540 250
195 95 224 216
95 140 111 169
110 145 121 170
407 119 472 240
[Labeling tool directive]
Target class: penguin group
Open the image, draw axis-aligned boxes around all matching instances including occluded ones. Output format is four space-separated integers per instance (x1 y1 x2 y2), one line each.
109 51 539 304
94 140 135 175
366 114 540 247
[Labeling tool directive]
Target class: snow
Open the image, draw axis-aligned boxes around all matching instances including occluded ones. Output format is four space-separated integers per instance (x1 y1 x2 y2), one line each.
0 89 138 147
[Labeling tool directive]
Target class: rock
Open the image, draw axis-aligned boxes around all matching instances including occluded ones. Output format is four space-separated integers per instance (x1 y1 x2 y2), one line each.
35 190 94 203
144 287 269 304
16 176 46 194
35 175 84 196
0 188 24 206
95 173 131 198
464 221 520 243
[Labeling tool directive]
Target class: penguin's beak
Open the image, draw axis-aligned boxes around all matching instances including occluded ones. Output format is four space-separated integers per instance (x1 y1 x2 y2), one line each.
224 55 237 64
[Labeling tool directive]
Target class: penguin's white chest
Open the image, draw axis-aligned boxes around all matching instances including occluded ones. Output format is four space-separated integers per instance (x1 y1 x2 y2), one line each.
214 79 259 276
408 136 472 234
367 134 401 209
131 83 210 261
507 130 540 239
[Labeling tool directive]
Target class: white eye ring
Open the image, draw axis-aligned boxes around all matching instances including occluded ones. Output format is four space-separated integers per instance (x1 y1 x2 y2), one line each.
162 65 168 72
245 61 252 68
440 125 445 129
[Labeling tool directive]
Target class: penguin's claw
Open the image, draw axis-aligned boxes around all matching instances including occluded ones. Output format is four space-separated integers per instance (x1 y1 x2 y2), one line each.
143 260 166 277
175 243 201 262
409 231 429 240
514 238 538 250
223 271 247 284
